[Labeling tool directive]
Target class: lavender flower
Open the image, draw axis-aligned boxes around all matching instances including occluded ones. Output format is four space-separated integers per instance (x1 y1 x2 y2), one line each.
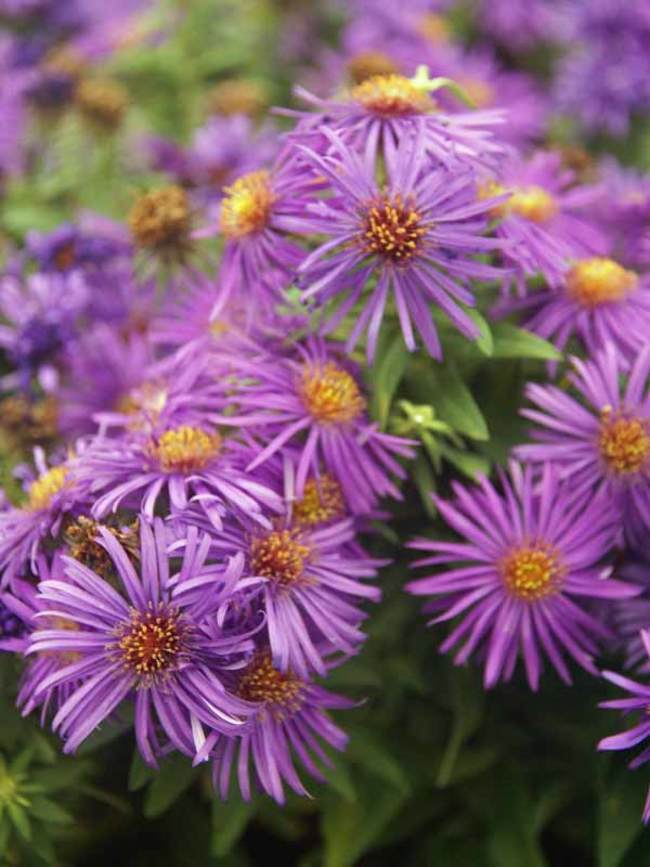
296 131 505 360
517 344 650 538
407 463 638 690
26 519 254 762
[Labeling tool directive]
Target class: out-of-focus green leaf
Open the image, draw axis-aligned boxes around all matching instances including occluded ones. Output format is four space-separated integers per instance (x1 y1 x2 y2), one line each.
143 755 199 818
491 323 562 361
431 365 489 441
212 797 256 857
597 769 647 867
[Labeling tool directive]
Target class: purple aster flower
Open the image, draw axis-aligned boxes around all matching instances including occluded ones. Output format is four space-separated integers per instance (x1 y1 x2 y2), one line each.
201 149 315 309
406 462 638 690
201 513 383 677
481 150 606 295
495 256 650 362
25 518 255 761
289 70 506 169
611 553 650 674
295 131 505 360
598 630 650 823
78 422 283 530
478 0 563 51
0 447 90 585
214 337 416 514
0 272 88 392
212 649 353 803
516 344 650 538
24 221 131 274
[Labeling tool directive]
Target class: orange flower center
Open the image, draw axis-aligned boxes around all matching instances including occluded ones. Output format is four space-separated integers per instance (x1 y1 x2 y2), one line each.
147 426 222 473
219 170 275 238
293 476 345 526
128 186 190 250
117 607 184 678
351 74 433 117
500 545 564 601
360 195 426 263
250 530 310 587
237 651 303 714
567 258 637 308
299 362 366 425
599 409 650 475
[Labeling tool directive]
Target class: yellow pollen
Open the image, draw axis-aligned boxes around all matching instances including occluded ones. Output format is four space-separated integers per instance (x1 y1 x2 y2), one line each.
250 530 310 587
207 79 267 117
599 409 650 475
567 258 638 308
509 186 558 223
27 465 68 511
147 426 221 474
346 52 398 85
117 607 183 677
219 170 275 239
361 194 426 263
237 652 303 715
458 77 495 109
128 186 191 251
418 13 451 43
75 77 128 130
293 476 346 526
299 362 366 425
500 545 564 601
351 74 433 117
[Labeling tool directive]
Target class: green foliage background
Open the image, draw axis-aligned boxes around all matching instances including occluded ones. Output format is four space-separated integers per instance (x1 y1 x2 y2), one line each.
1 1 649 864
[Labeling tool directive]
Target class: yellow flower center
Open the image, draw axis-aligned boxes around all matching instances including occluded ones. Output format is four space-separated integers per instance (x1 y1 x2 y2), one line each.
147 426 222 473
299 362 366 425
351 74 433 117
237 651 303 714
346 52 398 85
478 181 557 222
117 607 184 678
293 476 345 526
599 409 650 475
250 530 310 587
500 545 564 601
75 77 128 130
567 258 638 308
28 465 68 511
219 170 275 239
207 78 267 117
128 186 190 251
360 194 426 263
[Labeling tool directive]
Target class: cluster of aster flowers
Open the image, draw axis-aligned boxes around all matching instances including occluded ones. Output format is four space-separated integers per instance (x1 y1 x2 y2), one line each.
3 0 650 828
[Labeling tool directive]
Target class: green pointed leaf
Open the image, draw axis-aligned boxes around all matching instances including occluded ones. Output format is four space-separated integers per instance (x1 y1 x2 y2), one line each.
467 308 494 356
491 323 562 361
128 750 156 792
28 797 72 824
143 755 199 818
370 333 411 427
432 365 489 441
211 798 255 857
597 770 647 867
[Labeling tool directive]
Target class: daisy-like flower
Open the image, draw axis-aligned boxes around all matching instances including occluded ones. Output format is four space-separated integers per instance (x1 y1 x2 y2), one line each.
215 337 416 514
516 344 650 536
79 421 283 530
205 512 383 677
289 69 506 169
480 150 606 294
208 150 315 309
598 630 650 823
26 518 254 762
497 256 650 361
406 462 638 690
0 447 88 585
212 649 353 803
295 131 505 361
24 221 130 274
611 553 650 673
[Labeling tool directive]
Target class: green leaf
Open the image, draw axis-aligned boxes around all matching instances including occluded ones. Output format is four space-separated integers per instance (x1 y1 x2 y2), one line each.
597 769 647 867
7 802 31 843
485 768 548 867
143 754 199 818
491 323 562 361
370 333 411 427
128 750 156 792
211 798 255 857
467 308 494 356
348 729 410 794
432 365 489 441
438 443 490 480
28 797 72 824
